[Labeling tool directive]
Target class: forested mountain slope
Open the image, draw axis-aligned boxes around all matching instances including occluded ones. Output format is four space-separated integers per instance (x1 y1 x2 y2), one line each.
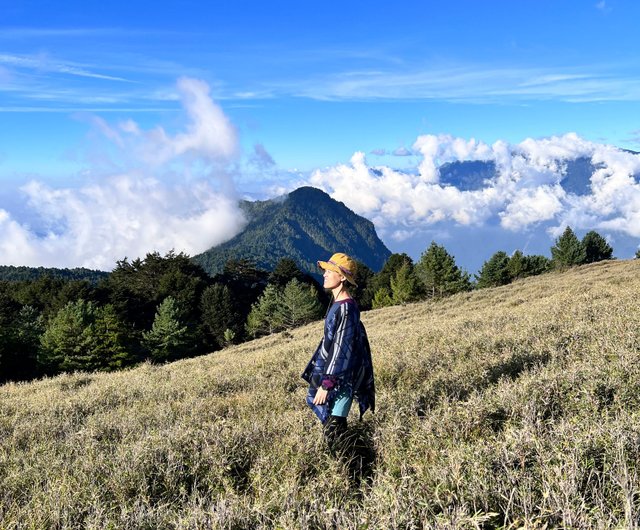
193 186 391 277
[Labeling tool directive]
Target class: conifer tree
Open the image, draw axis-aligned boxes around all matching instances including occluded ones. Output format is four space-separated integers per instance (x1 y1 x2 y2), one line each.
551 226 586 269
371 287 393 309
415 241 471 297
352 261 375 310
142 296 190 363
582 230 613 264
39 299 95 373
390 262 422 304
11 305 44 379
476 251 511 289
39 300 133 374
278 279 322 329
245 284 283 338
85 304 135 370
506 250 526 281
200 283 241 349
370 253 414 297
268 258 305 288
522 254 552 277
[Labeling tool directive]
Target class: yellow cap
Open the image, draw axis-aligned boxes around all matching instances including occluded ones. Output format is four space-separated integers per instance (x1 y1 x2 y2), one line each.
317 252 358 286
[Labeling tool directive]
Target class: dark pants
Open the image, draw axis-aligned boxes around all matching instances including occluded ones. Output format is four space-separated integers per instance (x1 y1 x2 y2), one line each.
323 415 347 454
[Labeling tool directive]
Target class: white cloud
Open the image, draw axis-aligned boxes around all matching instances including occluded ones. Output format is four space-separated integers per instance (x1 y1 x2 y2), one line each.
0 78 246 270
118 77 238 165
306 133 640 243
392 147 413 156
500 186 565 231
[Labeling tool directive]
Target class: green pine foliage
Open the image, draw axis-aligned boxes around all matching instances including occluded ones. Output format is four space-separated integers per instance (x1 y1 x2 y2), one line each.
390 262 422 304
39 299 94 373
371 287 393 309
279 279 323 330
246 279 322 338
351 260 375 310
520 253 552 277
369 253 414 297
582 230 613 264
39 300 133 374
476 251 511 289
200 283 241 349
414 241 471 297
104 250 210 332
246 284 284 338
142 297 191 363
551 226 586 269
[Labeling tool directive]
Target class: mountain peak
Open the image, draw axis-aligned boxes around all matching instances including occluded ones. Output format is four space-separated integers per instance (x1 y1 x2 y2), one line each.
193 186 391 277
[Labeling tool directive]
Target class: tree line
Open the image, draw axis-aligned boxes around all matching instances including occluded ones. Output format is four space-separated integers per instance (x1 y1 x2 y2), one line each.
0 227 621 384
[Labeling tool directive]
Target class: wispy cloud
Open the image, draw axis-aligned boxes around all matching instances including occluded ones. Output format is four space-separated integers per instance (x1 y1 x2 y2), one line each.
0 53 130 82
393 147 414 157
287 65 640 103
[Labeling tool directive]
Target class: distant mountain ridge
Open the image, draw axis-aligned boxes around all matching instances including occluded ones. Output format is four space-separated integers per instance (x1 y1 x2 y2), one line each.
192 186 391 277
0 265 109 283
438 151 640 196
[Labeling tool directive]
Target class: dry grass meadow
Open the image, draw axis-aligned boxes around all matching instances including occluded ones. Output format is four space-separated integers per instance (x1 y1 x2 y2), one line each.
2 259 640 529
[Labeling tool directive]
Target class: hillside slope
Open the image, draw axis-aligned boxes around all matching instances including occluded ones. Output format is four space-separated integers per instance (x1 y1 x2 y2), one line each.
2 260 640 528
192 186 391 277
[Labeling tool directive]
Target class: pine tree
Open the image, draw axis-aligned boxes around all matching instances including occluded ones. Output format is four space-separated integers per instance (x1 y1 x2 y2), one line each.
370 253 414 296
142 296 190 363
582 230 613 264
11 305 44 380
506 250 525 281
278 279 322 329
245 284 283 338
84 304 135 370
551 226 586 269
39 299 95 373
476 251 511 289
415 241 471 297
636 249 640 259
522 254 551 277
371 287 393 309
200 283 241 349
268 258 305 288
390 262 421 304
39 299 135 374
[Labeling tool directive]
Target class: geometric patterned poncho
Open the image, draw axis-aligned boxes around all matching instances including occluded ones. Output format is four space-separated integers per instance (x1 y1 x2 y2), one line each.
302 298 375 420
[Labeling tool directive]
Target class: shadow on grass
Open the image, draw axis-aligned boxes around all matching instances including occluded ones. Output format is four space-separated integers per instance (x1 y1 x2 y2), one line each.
334 420 377 490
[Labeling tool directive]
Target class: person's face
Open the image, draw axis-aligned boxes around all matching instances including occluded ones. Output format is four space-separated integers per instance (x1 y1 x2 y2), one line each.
323 268 344 290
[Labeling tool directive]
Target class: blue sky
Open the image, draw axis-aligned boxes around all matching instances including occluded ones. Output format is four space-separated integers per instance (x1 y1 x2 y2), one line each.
1 0 640 272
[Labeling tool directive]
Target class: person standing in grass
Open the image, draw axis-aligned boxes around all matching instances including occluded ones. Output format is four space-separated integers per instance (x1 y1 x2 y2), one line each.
302 252 375 453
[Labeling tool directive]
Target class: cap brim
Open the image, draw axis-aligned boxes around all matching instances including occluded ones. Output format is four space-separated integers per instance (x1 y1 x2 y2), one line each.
317 260 358 286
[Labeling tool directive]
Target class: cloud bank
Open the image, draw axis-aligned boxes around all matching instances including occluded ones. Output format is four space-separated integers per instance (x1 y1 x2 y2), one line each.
0 78 246 270
308 133 640 244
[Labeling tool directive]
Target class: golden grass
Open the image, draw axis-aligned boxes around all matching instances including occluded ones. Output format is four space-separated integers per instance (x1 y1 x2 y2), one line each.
2 260 640 528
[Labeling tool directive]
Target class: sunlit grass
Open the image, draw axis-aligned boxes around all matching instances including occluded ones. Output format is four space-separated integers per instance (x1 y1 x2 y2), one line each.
1 260 639 528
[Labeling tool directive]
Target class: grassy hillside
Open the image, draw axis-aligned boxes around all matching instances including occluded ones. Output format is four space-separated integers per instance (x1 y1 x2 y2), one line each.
1 260 640 529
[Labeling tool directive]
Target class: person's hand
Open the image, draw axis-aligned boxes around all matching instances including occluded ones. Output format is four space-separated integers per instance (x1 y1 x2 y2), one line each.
313 387 328 405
